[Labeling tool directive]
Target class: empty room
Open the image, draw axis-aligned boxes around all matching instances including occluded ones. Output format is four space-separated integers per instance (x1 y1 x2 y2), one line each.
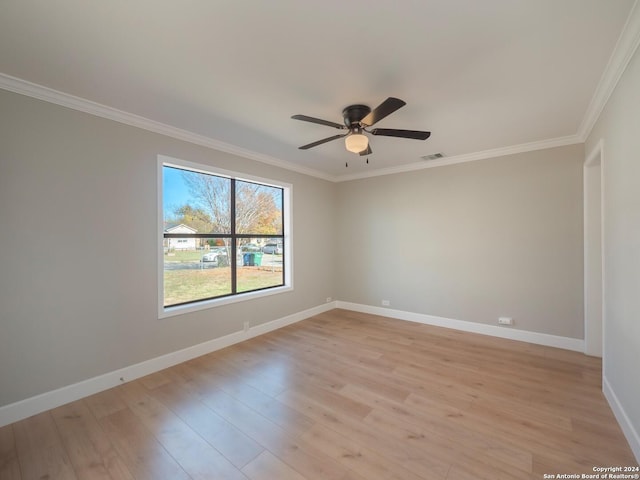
1 1 639 479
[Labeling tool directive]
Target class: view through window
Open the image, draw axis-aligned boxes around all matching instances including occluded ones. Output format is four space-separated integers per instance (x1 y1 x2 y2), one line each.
162 162 286 309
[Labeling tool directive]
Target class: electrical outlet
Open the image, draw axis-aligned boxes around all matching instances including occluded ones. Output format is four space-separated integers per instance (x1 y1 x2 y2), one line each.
382 300 390 307
243 321 250 332
326 297 332 303
498 317 513 326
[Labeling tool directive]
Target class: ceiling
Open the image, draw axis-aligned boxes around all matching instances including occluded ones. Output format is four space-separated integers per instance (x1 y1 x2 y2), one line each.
0 1 637 180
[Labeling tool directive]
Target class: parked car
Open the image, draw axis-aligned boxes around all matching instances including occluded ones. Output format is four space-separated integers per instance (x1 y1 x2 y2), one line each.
241 243 261 252
262 243 283 255
201 247 228 266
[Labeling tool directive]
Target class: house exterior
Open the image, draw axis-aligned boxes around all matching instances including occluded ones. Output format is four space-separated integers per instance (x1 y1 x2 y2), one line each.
164 223 197 250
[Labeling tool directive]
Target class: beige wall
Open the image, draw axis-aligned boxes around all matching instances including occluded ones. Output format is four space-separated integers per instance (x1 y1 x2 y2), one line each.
336 145 585 338
0 90 337 407
586 43 640 444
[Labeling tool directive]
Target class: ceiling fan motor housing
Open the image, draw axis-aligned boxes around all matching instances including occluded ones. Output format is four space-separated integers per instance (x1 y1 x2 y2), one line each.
342 104 371 128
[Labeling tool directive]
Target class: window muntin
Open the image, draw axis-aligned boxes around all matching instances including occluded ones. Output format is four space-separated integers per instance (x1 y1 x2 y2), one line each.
160 160 289 312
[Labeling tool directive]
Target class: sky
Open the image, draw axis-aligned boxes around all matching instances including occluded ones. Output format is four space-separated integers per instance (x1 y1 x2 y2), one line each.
163 166 192 219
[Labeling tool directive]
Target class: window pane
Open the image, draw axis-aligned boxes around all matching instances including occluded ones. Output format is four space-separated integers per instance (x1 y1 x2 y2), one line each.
163 238 232 306
237 238 284 293
163 165 231 234
235 180 283 235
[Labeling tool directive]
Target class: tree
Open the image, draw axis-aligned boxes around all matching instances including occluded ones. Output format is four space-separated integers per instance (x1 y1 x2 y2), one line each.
181 171 231 233
236 182 282 234
170 205 214 234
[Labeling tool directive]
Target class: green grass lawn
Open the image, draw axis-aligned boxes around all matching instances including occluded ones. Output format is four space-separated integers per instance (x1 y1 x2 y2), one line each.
165 250 209 263
164 266 283 306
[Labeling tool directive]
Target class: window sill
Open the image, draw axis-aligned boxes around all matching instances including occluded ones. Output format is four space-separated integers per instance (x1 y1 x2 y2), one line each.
159 285 293 319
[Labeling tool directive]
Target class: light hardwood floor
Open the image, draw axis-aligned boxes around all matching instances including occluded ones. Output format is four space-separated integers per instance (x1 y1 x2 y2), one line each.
1 309 637 479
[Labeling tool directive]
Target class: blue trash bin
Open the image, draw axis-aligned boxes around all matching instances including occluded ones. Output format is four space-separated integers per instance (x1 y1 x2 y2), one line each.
243 253 255 266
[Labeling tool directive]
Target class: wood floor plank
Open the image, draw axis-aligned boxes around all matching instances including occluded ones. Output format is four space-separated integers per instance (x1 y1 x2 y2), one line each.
178 359 317 440
262 439 361 480
115 381 248 480
260 336 412 403
242 450 308 480
137 370 173 391
197 383 302 447
189 371 356 480
278 388 450 480
299 423 430 480
12 412 77 480
51 401 134 480
206 351 290 397
97 408 191 480
346 378 577 464
0 424 21 480
363 405 534 477
84 389 128 420
147 375 264 469
170 364 355 479
182 351 320 429
206 373 316 438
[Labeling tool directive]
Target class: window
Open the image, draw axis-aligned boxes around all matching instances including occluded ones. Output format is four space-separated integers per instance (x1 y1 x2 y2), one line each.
158 155 291 317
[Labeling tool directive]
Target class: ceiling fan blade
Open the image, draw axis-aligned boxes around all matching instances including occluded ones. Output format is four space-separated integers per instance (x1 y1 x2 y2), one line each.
359 145 372 156
360 97 406 126
291 114 345 129
298 133 347 150
370 128 431 140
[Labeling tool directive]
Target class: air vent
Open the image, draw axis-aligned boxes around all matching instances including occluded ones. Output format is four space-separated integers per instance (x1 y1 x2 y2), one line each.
421 153 445 161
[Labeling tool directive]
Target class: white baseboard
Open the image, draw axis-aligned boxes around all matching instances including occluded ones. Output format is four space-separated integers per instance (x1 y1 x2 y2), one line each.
336 301 585 352
0 302 335 428
603 376 640 463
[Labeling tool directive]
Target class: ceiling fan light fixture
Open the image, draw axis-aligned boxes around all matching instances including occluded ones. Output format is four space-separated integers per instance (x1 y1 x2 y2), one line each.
345 131 368 154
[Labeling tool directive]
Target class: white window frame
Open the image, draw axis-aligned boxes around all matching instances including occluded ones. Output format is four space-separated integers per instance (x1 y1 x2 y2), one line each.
157 154 293 319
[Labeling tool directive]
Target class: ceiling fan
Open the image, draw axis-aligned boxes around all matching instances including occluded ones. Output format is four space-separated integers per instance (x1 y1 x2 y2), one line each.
291 97 431 157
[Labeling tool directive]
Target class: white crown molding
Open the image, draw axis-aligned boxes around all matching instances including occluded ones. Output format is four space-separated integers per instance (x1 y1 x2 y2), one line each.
334 134 583 182
578 0 640 141
0 73 335 182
